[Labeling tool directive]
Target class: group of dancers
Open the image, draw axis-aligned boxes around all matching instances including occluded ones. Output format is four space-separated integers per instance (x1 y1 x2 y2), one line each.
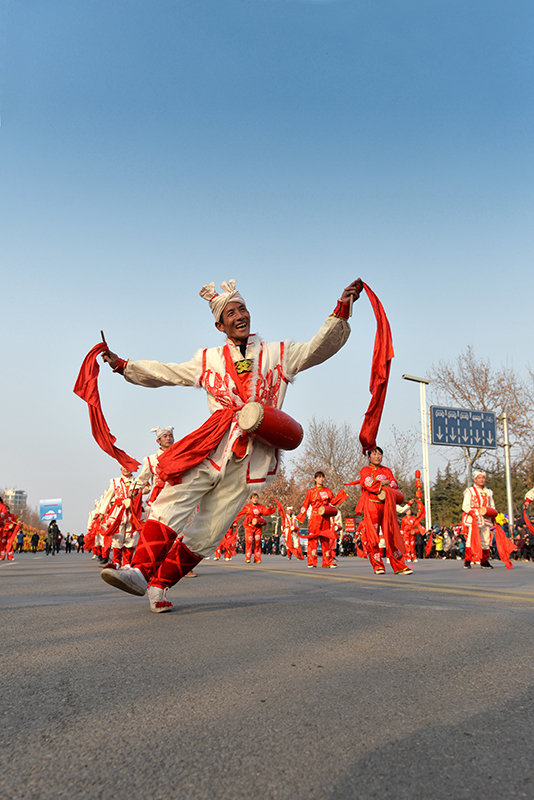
73 277 524 616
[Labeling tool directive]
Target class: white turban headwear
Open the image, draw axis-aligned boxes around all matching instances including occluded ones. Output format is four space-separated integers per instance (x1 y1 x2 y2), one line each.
473 470 486 479
199 279 246 321
151 426 174 441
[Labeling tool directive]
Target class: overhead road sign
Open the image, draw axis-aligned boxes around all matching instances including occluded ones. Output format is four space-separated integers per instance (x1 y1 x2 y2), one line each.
430 406 497 449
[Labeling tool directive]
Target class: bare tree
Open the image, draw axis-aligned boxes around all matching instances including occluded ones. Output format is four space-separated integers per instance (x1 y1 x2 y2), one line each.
19 505 43 529
429 346 534 480
264 463 307 512
384 425 419 489
291 417 364 512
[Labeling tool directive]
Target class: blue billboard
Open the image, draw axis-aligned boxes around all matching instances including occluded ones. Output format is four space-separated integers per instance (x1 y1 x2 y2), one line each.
40 498 63 521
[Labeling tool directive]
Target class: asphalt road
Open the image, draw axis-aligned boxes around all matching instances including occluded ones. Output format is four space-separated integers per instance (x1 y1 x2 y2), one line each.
2 553 534 800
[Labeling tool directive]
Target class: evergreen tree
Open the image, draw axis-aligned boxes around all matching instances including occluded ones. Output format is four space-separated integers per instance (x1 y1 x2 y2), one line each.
431 464 464 527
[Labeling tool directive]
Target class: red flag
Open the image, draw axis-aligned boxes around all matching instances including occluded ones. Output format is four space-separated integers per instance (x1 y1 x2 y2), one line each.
74 343 140 471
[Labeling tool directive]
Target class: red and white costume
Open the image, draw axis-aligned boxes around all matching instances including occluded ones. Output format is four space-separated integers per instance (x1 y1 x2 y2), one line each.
99 475 140 566
238 501 275 563
462 483 496 565
135 446 167 510
282 510 304 560
356 464 408 574
111 282 351 591
298 486 339 568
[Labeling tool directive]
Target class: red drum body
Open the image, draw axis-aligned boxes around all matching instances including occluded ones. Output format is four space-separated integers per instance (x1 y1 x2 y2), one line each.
318 504 338 518
251 517 266 527
378 488 405 505
484 507 498 520
392 489 405 505
237 403 303 451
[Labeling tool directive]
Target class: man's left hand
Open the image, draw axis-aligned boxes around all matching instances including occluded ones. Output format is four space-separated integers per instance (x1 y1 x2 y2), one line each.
340 279 363 304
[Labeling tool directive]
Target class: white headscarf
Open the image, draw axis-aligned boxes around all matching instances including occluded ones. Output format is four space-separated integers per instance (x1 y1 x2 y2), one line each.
151 426 174 441
199 279 246 321
473 470 486 479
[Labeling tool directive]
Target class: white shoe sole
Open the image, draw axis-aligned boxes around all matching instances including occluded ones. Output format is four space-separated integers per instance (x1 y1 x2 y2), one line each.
101 567 147 596
150 603 174 613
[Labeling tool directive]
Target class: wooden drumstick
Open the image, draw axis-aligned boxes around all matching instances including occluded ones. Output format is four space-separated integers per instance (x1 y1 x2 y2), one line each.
100 330 108 348
349 278 363 318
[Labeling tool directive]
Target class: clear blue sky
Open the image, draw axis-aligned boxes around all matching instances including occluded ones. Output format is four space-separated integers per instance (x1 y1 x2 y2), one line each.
1 0 533 531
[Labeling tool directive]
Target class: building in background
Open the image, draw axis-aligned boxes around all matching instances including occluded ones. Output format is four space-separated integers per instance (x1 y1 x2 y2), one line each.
3 488 27 515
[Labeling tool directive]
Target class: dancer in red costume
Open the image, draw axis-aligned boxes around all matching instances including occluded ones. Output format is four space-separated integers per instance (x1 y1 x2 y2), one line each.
0 497 18 562
462 470 496 569
214 521 239 561
297 471 345 569
98 278 362 607
355 447 412 575
238 493 275 563
400 504 417 563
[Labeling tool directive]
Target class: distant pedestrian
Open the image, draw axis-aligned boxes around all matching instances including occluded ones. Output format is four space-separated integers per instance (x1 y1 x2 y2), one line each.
16 527 25 553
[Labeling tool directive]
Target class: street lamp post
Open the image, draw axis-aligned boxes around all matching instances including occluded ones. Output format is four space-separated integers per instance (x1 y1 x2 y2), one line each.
402 374 432 530
499 411 515 533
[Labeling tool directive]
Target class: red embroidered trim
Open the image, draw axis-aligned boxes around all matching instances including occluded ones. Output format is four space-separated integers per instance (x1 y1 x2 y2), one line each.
113 358 127 374
332 300 350 319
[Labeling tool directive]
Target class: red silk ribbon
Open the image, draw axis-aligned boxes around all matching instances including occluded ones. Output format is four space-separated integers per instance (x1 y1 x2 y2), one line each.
359 283 394 454
73 342 140 471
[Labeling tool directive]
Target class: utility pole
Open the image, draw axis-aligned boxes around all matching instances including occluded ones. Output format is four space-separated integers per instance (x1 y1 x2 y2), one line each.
499 412 515 533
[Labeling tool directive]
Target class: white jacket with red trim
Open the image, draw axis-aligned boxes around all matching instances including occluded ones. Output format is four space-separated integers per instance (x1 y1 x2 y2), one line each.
121 315 349 485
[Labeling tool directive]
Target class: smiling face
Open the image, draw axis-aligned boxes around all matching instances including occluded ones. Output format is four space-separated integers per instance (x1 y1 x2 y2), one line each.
474 473 486 489
215 301 251 345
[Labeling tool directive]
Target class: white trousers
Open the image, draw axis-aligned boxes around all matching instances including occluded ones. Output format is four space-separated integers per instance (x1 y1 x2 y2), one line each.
466 521 491 550
149 455 252 558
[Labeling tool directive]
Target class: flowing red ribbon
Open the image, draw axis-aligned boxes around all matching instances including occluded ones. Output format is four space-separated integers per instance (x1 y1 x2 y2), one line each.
359 284 394 454
73 343 140 471
494 523 516 569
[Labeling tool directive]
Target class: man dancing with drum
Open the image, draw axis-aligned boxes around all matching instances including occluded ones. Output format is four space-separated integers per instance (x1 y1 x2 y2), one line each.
462 470 497 569
99 278 362 604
